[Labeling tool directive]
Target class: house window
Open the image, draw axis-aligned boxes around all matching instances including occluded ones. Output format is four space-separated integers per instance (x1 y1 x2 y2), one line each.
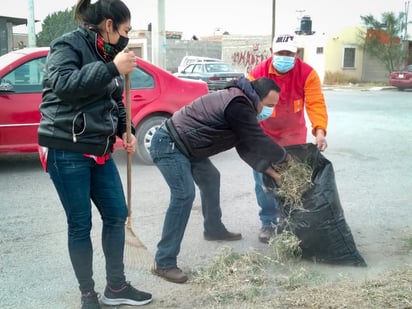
343 47 356 68
316 47 323 54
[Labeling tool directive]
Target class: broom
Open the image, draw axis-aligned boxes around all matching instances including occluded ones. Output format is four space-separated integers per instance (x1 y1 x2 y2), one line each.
124 71 153 268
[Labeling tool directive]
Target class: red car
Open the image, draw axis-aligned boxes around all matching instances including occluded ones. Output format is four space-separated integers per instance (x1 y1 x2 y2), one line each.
389 65 412 91
0 47 208 164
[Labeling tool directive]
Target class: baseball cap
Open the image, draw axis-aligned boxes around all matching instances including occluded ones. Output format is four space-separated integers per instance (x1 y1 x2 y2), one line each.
272 34 298 53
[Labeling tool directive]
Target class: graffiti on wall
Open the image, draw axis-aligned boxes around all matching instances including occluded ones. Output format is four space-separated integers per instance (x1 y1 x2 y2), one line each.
231 43 270 73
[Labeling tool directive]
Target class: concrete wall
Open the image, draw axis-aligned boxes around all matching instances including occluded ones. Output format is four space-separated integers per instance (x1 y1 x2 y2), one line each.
361 53 390 82
149 38 222 73
144 35 272 75
221 35 271 75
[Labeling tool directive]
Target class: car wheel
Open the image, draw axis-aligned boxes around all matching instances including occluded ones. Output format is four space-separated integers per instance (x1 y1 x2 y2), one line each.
135 115 168 165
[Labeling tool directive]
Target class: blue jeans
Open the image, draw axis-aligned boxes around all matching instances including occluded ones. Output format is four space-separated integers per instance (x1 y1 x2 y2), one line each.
253 170 279 228
150 127 227 268
47 149 128 293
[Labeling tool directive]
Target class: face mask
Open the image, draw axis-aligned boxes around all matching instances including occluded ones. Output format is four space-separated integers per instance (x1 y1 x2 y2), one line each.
257 106 274 121
107 34 129 54
272 55 295 73
113 34 129 51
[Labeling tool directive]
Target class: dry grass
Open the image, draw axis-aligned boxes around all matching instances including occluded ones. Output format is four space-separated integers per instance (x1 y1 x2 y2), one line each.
188 159 412 308
191 247 272 305
324 71 359 84
268 231 302 262
191 246 412 308
272 159 313 210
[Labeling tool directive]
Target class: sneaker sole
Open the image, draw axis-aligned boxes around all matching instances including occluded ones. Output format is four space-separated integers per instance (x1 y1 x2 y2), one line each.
100 296 152 306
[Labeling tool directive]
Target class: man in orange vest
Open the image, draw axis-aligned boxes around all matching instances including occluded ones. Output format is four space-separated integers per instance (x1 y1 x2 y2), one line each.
248 34 328 243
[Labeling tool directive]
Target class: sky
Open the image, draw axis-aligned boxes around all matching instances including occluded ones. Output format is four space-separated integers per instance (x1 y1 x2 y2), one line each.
2 0 410 38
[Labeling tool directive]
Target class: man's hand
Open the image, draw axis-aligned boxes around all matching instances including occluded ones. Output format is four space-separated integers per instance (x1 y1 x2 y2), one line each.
122 132 137 154
265 166 281 187
315 128 327 152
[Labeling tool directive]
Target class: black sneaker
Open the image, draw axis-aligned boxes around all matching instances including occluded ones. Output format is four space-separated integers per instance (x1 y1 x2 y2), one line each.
80 291 101 309
101 281 152 306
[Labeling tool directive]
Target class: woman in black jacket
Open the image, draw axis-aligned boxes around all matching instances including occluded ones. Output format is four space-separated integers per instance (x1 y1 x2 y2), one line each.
38 1 151 308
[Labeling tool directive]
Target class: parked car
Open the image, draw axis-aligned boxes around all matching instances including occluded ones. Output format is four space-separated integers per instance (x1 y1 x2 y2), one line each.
0 47 208 165
177 56 222 73
175 61 244 91
389 65 412 90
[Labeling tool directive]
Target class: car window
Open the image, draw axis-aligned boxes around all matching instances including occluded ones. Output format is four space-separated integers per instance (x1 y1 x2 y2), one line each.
130 66 154 89
183 64 195 73
193 64 203 73
405 65 412 72
206 63 231 73
1 57 46 93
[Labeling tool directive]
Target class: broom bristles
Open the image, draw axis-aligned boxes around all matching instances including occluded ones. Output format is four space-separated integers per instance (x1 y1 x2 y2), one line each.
124 217 153 269
125 225 147 249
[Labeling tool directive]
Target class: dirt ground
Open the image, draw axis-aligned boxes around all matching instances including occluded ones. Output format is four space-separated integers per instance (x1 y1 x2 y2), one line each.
1 89 411 308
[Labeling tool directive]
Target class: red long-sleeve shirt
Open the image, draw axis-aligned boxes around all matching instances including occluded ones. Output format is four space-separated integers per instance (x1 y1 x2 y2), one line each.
248 57 328 146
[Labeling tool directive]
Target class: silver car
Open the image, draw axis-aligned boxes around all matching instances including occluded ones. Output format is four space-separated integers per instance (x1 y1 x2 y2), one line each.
175 61 244 91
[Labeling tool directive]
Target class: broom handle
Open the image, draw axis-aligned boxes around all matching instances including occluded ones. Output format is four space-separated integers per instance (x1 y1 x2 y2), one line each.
125 72 132 223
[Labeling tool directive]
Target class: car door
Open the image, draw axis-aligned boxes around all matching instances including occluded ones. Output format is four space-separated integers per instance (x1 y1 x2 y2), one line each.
129 63 161 115
0 57 45 153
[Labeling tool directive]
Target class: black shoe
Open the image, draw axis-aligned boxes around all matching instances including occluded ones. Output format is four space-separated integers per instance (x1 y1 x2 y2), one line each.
204 230 242 241
81 292 101 309
101 281 152 306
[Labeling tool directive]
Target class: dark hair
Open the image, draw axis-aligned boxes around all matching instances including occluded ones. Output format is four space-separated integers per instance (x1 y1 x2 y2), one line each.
74 0 130 31
251 77 281 100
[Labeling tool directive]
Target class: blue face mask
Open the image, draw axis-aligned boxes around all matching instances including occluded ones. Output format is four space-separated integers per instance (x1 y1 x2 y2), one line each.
257 106 274 121
272 55 296 73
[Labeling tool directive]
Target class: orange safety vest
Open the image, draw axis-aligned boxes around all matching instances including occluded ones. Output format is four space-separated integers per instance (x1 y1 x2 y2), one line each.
248 57 327 146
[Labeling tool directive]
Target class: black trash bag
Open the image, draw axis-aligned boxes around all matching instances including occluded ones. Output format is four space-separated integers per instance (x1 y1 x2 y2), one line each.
263 143 367 267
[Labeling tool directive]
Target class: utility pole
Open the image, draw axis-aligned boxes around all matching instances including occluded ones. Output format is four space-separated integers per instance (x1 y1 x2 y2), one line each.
271 0 276 40
151 0 166 69
27 0 36 47
403 0 410 66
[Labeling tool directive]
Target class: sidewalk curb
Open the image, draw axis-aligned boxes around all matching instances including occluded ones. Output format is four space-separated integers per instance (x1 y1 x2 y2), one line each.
322 85 396 91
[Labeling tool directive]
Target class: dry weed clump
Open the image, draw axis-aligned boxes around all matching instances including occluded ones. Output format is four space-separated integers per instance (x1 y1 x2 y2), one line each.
268 230 302 262
192 247 272 304
272 158 313 210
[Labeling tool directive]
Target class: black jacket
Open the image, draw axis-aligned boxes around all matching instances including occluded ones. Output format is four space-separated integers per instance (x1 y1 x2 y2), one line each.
38 25 134 156
166 78 286 172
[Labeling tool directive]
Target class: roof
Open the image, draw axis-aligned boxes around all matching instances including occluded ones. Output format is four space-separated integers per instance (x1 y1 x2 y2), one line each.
0 16 28 26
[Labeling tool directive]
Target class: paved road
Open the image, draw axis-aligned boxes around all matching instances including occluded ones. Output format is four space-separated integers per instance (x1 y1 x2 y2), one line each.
0 88 411 308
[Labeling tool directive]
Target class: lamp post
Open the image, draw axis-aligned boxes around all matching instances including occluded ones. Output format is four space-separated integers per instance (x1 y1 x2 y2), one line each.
27 0 36 47
403 0 410 66
151 0 166 69
271 0 276 40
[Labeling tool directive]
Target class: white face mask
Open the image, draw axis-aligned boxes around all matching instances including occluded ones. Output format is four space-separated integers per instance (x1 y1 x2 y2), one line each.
257 106 274 121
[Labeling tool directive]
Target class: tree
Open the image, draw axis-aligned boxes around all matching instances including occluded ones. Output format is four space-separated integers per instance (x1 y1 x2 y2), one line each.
358 12 406 73
36 6 78 47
